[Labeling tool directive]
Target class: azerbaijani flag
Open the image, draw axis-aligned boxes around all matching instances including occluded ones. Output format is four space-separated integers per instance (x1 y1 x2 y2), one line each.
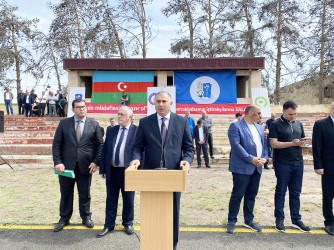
91 71 154 103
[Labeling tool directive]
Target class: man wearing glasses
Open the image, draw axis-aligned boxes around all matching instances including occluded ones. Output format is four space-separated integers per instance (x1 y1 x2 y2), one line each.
52 99 103 232
226 105 268 234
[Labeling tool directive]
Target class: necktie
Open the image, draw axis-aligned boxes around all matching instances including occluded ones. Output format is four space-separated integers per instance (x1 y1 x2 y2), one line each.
115 127 125 166
76 120 81 143
161 117 167 145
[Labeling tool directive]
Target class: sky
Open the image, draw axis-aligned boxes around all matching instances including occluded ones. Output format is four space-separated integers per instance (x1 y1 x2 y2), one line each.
3 0 182 103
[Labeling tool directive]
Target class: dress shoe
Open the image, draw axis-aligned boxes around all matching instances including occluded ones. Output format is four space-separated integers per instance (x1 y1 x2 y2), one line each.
211 156 215 159
82 218 94 228
206 165 211 168
53 220 69 232
125 225 134 234
226 223 235 234
197 165 201 168
96 227 113 238
325 226 334 235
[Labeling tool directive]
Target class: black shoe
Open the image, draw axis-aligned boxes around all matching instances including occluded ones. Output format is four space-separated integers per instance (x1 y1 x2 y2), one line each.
53 220 69 232
206 165 211 168
97 227 113 238
226 223 235 234
211 156 214 159
292 220 311 232
325 226 334 235
197 165 201 168
82 218 94 228
125 225 134 235
275 221 285 232
264 164 270 169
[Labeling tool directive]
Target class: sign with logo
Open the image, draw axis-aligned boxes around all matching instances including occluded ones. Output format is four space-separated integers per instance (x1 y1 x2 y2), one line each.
67 87 86 117
251 88 271 117
174 71 237 104
147 87 176 115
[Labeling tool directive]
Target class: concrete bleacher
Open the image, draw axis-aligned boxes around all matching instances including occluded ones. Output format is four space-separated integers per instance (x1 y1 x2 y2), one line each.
0 113 328 167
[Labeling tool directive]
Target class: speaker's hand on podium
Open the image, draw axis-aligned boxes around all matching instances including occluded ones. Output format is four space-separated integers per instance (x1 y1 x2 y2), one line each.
180 161 190 174
130 160 140 169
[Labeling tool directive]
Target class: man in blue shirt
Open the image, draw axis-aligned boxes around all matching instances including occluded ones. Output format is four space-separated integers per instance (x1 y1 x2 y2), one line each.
185 110 195 135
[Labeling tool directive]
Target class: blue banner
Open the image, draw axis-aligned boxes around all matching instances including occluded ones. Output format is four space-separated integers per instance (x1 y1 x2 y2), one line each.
174 71 237 104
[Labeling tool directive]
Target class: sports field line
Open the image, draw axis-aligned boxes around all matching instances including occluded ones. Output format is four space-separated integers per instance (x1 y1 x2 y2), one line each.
0 224 327 234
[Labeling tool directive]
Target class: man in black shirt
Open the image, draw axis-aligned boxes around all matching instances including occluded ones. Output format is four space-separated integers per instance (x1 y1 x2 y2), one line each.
269 101 311 233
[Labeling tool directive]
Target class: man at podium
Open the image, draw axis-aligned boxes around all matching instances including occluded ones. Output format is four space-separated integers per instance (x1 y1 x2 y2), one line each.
131 91 194 250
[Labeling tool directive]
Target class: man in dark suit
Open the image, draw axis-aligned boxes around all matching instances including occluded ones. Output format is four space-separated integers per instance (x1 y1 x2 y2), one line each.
226 105 268 234
52 99 103 232
130 91 194 250
22 90 34 117
97 106 138 237
193 119 210 168
312 101 334 235
17 89 24 115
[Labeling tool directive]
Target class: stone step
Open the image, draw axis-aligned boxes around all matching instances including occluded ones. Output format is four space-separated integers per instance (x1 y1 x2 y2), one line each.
2 131 55 138
5 121 60 126
1 155 53 164
0 138 53 144
0 144 52 155
5 126 58 132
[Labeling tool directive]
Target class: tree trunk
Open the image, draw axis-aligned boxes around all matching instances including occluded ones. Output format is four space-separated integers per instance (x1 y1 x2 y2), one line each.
73 1 84 58
274 0 282 105
139 0 146 58
319 0 326 104
185 0 194 58
10 22 21 91
243 0 254 57
208 0 214 58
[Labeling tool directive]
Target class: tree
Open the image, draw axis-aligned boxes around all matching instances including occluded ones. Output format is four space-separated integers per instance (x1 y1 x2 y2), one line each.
0 1 38 91
118 0 155 58
162 0 201 58
259 0 305 104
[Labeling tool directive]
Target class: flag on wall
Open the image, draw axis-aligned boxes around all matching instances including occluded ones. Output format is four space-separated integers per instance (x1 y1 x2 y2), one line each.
174 71 237 104
91 71 154 103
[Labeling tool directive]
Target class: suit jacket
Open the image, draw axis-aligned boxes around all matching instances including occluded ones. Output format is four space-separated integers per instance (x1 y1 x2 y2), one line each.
228 118 268 175
193 125 209 145
22 94 34 105
312 116 334 175
132 112 194 170
52 116 103 174
99 124 138 181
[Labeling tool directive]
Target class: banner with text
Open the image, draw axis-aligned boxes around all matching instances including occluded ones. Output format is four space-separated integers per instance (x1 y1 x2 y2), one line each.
251 88 271 117
86 102 248 115
67 87 86 117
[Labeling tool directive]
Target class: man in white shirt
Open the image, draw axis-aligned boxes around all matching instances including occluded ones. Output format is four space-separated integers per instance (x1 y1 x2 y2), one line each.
193 119 210 168
4 87 14 115
38 91 48 117
48 91 58 117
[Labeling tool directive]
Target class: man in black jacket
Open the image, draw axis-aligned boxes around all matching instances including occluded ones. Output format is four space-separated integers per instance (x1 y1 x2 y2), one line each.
52 99 103 232
193 119 210 168
312 101 334 235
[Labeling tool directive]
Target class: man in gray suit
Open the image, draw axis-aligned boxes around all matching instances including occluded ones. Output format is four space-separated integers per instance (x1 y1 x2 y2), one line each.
131 91 194 250
52 99 103 232
199 110 214 159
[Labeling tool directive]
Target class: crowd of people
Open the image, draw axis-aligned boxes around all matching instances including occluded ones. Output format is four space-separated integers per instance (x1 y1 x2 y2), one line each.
4 87 68 117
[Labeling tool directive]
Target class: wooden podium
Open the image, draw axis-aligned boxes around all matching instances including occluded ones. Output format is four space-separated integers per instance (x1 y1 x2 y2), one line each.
125 165 185 250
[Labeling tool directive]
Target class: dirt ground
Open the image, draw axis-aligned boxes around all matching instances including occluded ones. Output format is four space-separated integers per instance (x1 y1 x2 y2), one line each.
0 164 323 228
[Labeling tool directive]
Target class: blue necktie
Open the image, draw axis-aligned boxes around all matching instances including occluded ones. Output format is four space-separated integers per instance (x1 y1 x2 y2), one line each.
115 127 125 166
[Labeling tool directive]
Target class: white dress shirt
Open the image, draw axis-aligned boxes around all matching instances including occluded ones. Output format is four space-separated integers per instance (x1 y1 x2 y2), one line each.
198 126 204 141
5 93 10 100
331 115 334 124
157 112 171 132
112 123 131 167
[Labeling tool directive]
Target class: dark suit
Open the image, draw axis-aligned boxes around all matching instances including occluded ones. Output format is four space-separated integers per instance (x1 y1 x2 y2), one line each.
132 112 194 249
193 125 209 166
313 116 334 226
17 92 24 115
22 94 34 117
52 116 103 222
99 124 138 229
227 119 268 224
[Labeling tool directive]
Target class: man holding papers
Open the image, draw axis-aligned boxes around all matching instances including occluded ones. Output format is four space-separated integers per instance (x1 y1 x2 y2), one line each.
52 99 103 232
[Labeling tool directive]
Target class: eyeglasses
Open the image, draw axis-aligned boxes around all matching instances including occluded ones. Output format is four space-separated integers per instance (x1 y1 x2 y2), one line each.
73 106 86 109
